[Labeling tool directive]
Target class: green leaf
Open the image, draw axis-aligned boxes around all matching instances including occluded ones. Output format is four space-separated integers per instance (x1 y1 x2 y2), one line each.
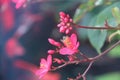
112 7 120 24
108 45 120 58
88 2 120 53
95 72 120 80
88 29 107 53
73 0 95 23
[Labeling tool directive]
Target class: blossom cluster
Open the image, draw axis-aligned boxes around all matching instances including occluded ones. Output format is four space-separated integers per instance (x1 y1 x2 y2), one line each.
57 12 73 34
36 12 80 79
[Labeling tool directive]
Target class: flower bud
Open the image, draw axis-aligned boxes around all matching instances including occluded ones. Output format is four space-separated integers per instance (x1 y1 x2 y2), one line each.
69 19 73 22
48 38 55 45
53 58 62 64
59 12 66 18
60 26 65 32
48 50 55 54
65 29 70 34
64 17 69 23
54 42 61 47
69 26 72 30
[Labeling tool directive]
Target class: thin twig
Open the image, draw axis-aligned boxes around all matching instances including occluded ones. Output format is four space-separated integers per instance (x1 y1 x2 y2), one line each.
92 40 120 60
79 51 89 60
73 23 120 30
82 61 93 76
51 59 89 71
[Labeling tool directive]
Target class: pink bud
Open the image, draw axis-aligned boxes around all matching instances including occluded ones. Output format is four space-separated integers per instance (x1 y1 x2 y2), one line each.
69 26 72 30
48 38 55 45
69 19 73 22
60 18 63 21
54 42 61 47
66 14 70 18
68 56 75 61
57 24 61 27
60 26 65 32
66 23 70 27
64 26 67 29
61 22 65 26
59 12 66 18
65 29 70 34
64 17 69 23
48 50 55 54
54 58 62 64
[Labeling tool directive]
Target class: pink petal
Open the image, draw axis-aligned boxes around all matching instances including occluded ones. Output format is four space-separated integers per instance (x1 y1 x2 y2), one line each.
16 0 26 9
76 42 80 48
40 58 47 65
70 33 77 46
73 42 80 50
59 48 75 55
36 69 48 79
47 55 52 68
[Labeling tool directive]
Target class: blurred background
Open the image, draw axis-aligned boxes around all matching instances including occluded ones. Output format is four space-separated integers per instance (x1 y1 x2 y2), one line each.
0 0 120 80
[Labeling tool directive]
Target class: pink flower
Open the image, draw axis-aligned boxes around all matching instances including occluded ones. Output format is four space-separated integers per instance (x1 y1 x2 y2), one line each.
36 55 52 79
57 12 73 34
59 33 79 55
12 0 26 9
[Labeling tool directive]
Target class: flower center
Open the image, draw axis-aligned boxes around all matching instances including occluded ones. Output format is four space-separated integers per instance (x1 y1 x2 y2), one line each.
62 36 73 48
40 64 46 68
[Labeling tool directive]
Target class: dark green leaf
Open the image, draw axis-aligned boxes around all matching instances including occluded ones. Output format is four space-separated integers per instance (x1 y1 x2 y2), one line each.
88 2 120 53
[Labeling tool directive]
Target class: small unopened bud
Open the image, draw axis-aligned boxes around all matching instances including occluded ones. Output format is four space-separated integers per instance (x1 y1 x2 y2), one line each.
69 19 73 22
68 56 75 61
66 14 70 18
64 18 69 23
54 42 61 47
48 50 55 54
59 12 66 18
60 26 65 32
69 26 72 30
57 24 61 27
65 29 70 34
48 38 55 45
53 58 62 64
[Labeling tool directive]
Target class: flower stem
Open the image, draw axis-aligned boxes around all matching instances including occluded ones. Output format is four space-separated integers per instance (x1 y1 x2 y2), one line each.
73 23 120 30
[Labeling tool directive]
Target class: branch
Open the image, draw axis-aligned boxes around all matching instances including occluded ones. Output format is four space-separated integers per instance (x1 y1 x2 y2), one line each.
73 23 120 30
51 59 90 71
67 61 93 80
51 40 120 71
92 40 120 60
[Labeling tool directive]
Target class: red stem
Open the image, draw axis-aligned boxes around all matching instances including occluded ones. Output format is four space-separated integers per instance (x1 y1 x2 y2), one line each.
73 23 120 30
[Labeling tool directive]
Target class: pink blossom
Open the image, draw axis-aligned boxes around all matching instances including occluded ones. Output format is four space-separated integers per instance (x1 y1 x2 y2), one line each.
57 12 73 34
59 33 79 55
12 0 26 9
36 55 52 79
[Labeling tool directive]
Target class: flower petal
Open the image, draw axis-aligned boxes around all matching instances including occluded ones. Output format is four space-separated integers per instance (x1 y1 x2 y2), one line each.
70 33 77 46
73 42 80 50
47 55 52 68
36 69 48 79
41 58 47 65
59 48 75 55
